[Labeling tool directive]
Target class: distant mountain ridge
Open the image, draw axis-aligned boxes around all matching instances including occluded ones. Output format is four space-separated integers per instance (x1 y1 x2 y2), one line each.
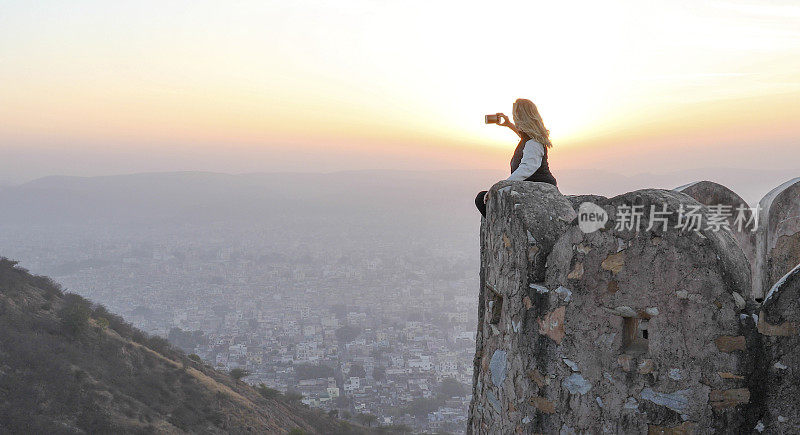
0 257 368 434
3 169 794 258
8 167 796 205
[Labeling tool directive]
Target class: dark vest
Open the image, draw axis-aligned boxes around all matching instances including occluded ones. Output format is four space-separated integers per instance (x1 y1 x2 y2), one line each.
510 133 557 186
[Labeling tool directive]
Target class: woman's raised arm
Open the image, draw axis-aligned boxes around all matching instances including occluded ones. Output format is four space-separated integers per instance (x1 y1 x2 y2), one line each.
496 113 522 138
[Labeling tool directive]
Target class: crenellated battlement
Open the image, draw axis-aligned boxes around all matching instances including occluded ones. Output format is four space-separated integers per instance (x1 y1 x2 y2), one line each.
468 178 800 434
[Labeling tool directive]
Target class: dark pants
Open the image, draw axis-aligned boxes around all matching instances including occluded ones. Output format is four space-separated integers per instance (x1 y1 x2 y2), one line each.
475 191 488 217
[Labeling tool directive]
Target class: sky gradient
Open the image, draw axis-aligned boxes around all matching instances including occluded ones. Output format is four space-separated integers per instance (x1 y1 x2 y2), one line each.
1 0 798 182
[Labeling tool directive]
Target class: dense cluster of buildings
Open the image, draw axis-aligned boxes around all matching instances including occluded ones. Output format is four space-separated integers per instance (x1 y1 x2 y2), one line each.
4 227 478 433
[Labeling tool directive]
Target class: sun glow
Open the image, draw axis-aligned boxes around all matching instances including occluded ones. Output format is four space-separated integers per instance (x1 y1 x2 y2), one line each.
0 0 798 179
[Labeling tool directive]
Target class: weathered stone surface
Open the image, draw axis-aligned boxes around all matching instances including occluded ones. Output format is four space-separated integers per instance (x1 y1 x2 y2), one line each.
601 251 625 274
709 388 750 410
647 421 696 434
675 180 756 278
714 335 746 352
489 350 507 387
757 316 799 337
637 359 654 374
759 263 800 336
527 369 547 388
469 181 576 435
537 306 565 344
732 292 746 311
485 181 577 283
567 262 584 280
753 177 800 299
757 262 800 432
530 396 556 414
618 354 633 372
470 188 759 434
469 179 800 433
640 388 691 414
562 373 591 395
566 194 608 212
522 296 533 310
717 372 745 380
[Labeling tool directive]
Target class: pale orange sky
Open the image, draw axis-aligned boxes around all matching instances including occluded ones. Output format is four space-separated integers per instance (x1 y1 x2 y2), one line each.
0 0 798 182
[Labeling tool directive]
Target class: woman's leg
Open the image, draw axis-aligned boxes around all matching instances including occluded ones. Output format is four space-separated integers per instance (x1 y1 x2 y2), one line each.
475 191 487 217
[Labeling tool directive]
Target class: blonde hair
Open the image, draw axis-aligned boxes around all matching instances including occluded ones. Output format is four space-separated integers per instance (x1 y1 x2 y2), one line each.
513 99 552 148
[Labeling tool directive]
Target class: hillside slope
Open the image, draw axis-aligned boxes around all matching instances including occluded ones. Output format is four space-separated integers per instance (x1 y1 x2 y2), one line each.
0 258 367 434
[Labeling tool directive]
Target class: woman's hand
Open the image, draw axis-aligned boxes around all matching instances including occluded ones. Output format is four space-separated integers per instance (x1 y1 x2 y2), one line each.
496 113 522 138
496 113 511 127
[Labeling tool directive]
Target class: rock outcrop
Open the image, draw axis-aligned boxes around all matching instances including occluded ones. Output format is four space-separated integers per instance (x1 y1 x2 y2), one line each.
470 179 800 434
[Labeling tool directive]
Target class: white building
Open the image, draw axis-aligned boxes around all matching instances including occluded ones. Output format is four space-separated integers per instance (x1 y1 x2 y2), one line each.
343 376 361 393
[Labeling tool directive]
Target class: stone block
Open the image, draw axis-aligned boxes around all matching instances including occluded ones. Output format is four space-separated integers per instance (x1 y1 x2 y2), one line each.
714 336 746 352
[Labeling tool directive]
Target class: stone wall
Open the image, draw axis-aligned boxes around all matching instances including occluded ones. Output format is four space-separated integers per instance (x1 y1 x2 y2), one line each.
469 181 800 434
674 178 800 300
754 178 800 300
468 181 576 434
757 263 800 432
675 181 756 281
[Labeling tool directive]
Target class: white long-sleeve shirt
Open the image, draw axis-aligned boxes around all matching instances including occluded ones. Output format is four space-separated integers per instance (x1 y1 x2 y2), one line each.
507 139 545 181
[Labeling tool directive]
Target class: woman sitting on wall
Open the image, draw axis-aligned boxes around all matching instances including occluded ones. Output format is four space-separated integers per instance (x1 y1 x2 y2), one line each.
475 99 558 217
